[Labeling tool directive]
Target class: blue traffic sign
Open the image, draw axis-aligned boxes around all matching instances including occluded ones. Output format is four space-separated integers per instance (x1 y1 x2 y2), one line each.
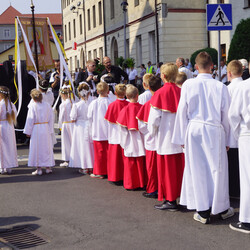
207 4 232 31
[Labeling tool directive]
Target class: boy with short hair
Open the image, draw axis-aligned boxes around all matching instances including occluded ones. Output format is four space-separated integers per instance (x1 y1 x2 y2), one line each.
148 63 184 211
105 84 129 184
138 73 153 105
137 76 162 198
172 52 234 224
175 72 187 88
87 81 114 178
227 60 243 97
117 85 147 190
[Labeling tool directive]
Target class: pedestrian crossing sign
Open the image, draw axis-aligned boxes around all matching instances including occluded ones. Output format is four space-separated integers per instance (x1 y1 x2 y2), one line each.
207 4 232 31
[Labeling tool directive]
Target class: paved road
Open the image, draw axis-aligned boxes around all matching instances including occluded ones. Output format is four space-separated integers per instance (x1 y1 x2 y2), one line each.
0 137 249 250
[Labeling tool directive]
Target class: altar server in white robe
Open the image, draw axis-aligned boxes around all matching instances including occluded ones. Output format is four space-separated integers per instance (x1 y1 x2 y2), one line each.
172 52 234 224
228 79 250 234
0 86 18 174
227 60 243 97
58 88 74 167
138 73 153 105
24 89 55 176
69 83 94 174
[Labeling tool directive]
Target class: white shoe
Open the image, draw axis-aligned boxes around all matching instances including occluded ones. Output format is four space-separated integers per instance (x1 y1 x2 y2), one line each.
60 162 68 167
6 168 12 174
32 169 42 176
79 169 87 175
193 212 210 224
220 207 234 220
46 169 52 174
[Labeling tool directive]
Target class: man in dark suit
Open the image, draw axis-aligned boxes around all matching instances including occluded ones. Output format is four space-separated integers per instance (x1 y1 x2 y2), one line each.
75 60 100 95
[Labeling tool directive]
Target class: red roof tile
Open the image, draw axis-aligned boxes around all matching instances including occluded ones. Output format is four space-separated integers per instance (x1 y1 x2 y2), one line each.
0 5 62 25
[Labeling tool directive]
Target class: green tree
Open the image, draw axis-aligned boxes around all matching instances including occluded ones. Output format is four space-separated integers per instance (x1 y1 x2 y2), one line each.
190 47 218 67
227 18 250 63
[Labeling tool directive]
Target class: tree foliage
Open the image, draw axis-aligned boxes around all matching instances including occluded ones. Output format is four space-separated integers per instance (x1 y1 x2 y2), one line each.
190 47 218 67
227 18 250 63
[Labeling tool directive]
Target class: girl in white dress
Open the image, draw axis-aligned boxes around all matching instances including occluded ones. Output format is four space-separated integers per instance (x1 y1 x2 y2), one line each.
58 88 74 167
0 86 18 174
23 89 55 175
69 83 94 174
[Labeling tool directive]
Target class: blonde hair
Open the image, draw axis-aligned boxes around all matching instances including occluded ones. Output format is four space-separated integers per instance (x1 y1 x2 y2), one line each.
227 60 243 77
143 73 153 87
30 89 43 103
126 84 138 100
60 87 74 106
78 83 90 100
96 81 109 95
0 86 16 125
176 72 187 86
115 83 126 98
161 63 178 83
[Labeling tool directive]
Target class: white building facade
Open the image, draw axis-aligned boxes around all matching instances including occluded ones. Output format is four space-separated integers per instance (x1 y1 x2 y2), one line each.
62 0 208 73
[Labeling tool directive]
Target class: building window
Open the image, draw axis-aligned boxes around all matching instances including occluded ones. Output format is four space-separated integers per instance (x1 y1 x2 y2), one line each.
87 9 91 30
136 35 142 66
4 29 10 38
73 19 76 38
99 47 103 62
98 1 102 25
110 0 114 19
149 31 156 64
93 5 96 28
134 0 139 6
64 24 67 42
244 0 250 8
74 55 78 71
68 21 71 40
79 14 83 35
93 49 97 59
126 39 129 59
70 57 72 72
88 51 92 60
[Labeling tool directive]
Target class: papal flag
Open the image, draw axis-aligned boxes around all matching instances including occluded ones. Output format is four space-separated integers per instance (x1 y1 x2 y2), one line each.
18 17 54 71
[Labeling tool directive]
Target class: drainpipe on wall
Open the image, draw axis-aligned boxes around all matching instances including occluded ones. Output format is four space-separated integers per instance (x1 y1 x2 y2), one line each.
83 1 87 66
102 0 107 56
207 0 210 48
155 0 159 63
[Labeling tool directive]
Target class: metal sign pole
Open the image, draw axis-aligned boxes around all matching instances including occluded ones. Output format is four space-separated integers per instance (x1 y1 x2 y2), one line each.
218 30 221 81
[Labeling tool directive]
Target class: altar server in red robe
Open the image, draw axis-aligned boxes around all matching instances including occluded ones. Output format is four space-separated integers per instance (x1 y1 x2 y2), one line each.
137 75 162 198
117 84 147 190
148 63 184 211
87 81 114 179
104 84 128 184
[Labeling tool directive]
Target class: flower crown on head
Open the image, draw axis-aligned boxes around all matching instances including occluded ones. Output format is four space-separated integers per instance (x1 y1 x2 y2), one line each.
0 89 9 95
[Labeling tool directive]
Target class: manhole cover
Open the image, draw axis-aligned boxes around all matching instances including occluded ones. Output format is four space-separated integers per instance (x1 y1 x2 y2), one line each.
0 225 49 249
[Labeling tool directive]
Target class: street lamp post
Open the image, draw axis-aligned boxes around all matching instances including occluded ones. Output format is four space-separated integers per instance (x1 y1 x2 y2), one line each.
121 1 128 59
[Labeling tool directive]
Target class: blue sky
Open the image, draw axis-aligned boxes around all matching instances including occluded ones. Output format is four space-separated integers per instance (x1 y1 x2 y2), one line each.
0 0 61 14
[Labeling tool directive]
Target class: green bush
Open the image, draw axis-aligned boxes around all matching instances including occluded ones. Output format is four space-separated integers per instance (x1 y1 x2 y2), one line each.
124 57 135 68
116 56 125 68
227 18 250 63
190 47 218 67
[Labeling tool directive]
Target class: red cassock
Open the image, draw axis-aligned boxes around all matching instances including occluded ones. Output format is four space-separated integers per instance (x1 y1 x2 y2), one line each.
93 140 109 175
150 82 185 202
104 99 129 182
117 102 147 189
137 100 158 193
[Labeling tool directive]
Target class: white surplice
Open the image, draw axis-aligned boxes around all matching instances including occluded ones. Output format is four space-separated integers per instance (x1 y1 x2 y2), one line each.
138 90 152 105
148 108 183 155
69 99 94 169
227 77 243 98
87 96 113 141
58 99 74 161
228 78 250 223
24 101 55 167
0 100 18 170
172 73 231 214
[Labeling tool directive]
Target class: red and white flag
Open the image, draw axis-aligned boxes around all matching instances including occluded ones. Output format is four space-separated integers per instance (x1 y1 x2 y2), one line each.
72 42 77 50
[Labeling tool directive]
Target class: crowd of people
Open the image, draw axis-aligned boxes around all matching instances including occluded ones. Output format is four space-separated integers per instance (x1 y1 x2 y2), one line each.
0 53 250 235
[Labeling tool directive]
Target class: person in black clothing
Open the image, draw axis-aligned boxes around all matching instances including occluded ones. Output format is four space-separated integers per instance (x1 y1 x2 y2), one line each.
75 60 100 96
101 56 128 84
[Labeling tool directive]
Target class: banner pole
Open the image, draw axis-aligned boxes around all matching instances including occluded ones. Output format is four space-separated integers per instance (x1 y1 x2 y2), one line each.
30 0 39 74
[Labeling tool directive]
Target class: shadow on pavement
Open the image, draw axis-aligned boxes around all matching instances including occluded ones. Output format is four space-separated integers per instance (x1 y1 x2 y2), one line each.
0 216 40 227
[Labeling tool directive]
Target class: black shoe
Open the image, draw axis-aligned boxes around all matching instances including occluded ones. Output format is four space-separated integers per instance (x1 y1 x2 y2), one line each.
229 222 250 234
142 191 158 199
154 200 178 211
58 130 61 135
